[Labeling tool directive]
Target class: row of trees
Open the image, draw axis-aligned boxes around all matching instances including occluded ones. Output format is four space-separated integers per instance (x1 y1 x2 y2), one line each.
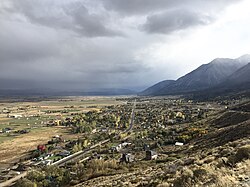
70 110 130 134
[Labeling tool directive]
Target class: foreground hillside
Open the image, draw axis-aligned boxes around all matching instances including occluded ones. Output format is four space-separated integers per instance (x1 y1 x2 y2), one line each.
76 139 250 187
75 106 250 186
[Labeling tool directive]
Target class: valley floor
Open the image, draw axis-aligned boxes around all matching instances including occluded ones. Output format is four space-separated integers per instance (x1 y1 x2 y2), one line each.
0 96 249 187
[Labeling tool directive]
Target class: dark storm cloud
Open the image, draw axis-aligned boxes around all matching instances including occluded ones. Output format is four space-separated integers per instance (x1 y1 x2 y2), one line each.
0 0 246 91
102 0 178 15
102 0 241 15
0 21 61 63
142 9 214 34
10 0 123 37
101 0 242 35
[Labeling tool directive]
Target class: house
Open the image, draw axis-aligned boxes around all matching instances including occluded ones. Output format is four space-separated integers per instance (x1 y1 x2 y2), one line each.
145 150 158 160
121 142 132 147
57 150 70 157
2 109 10 114
8 114 22 118
175 142 184 146
120 153 134 163
110 146 117 153
41 159 53 166
2 128 12 133
37 145 46 152
110 142 132 153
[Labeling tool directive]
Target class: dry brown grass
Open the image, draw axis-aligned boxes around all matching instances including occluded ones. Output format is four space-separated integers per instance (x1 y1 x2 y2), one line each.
171 164 237 187
87 159 119 171
0 127 67 164
0 117 9 121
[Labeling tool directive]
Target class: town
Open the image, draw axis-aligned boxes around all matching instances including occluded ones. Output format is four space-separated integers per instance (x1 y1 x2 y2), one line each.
0 96 249 186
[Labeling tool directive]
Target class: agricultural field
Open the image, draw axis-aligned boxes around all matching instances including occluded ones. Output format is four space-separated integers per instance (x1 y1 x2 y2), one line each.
0 96 123 168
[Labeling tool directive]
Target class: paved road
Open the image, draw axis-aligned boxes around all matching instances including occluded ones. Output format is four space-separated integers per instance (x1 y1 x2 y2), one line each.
52 139 110 167
0 172 27 187
124 100 136 133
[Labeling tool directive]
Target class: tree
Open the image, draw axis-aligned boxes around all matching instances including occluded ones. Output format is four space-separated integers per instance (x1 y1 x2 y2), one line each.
72 143 82 153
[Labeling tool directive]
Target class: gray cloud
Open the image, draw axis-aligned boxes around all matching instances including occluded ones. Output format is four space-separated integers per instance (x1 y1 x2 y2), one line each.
0 20 61 63
0 17 150 90
100 0 242 35
9 0 123 37
102 0 241 15
102 0 177 15
0 0 247 92
142 9 214 34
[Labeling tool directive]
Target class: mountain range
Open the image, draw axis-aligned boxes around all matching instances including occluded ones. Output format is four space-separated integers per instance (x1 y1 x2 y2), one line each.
140 54 250 96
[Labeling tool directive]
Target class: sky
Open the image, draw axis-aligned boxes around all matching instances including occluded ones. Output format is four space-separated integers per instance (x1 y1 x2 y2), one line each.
0 0 250 92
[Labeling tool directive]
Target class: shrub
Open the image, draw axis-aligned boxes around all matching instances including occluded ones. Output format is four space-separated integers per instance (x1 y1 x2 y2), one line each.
87 159 118 172
234 145 250 162
229 145 250 165
172 168 193 187
183 157 195 165
193 168 207 182
14 178 36 187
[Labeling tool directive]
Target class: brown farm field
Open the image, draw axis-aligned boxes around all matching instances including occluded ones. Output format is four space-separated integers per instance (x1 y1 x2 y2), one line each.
0 127 67 164
0 96 123 169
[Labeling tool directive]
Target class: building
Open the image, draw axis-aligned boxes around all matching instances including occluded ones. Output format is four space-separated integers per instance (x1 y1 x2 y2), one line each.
41 159 53 166
110 142 132 153
175 142 184 146
8 114 22 118
120 153 134 163
1 128 12 133
145 150 158 160
37 145 46 152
